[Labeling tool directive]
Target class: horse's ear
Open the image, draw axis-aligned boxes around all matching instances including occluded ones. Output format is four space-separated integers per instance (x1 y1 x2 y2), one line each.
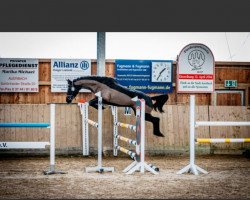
67 79 72 85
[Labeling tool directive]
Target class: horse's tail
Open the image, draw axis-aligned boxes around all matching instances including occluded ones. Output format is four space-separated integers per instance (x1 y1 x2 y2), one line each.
151 94 169 113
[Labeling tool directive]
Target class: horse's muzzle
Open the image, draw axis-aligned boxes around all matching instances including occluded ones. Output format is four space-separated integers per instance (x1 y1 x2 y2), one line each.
66 95 73 104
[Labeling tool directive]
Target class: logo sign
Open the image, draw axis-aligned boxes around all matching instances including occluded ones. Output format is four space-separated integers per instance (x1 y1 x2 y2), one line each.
177 43 215 93
0 58 39 93
115 60 173 93
80 61 90 70
225 80 237 88
51 59 91 92
124 107 131 115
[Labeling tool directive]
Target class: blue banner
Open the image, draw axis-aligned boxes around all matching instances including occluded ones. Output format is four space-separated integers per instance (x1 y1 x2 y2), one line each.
115 60 173 93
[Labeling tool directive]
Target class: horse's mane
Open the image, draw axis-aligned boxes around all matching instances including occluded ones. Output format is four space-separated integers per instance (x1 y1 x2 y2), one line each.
73 76 118 87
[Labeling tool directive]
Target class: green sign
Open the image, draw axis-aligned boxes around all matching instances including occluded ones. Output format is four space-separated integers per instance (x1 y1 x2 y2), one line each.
225 80 237 87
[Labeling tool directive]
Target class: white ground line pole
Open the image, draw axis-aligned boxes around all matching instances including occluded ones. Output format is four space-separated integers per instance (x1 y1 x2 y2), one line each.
177 95 208 175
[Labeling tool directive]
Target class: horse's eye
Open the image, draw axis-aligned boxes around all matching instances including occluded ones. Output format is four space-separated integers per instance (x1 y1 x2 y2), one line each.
71 87 75 91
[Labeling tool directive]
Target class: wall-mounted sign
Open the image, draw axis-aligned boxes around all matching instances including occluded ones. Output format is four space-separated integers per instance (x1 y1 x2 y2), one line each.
124 107 132 115
0 58 39 92
177 43 215 93
115 60 173 93
51 59 91 92
225 80 237 88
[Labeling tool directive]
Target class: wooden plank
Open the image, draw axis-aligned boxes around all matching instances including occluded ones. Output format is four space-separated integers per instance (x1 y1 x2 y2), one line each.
60 104 68 149
20 105 27 142
4 105 11 140
161 105 169 151
152 111 164 151
55 104 62 149
172 105 179 150
9 105 16 141
75 104 81 148
32 104 39 142
166 105 174 149
176 105 185 148
196 105 210 153
44 87 50 103
102 107 113 152
89 106 98 152
25 105 33 141
39 62 50 82
183 105 190 147
44 104 50 143
39 86 45 104
208 106 249 153
13 105 20 142
37 104 43 141
215 61 250 66
66 104 74 148
0 105 4 141
209 106 224 152
39 81 51 86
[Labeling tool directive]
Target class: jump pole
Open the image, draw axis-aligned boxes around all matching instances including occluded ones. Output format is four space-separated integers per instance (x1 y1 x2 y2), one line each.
177 95 250 175
85 92 114 173
0 104 65 175
112 98 158 175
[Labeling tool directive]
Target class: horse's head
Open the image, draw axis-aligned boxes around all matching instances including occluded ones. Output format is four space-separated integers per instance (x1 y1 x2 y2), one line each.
66 79 81 103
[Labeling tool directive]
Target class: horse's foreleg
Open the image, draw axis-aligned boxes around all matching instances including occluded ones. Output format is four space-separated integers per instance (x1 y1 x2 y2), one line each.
88 98 98 109
145 113 165 137
89 97 105 110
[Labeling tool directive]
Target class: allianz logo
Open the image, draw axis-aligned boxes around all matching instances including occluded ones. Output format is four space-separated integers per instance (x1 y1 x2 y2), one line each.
53 61 89 70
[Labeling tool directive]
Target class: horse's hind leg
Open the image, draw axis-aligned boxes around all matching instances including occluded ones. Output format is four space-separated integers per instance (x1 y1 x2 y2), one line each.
145 113 165 137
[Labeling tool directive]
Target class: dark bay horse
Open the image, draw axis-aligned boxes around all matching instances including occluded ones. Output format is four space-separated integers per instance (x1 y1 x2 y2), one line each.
66 76 168 137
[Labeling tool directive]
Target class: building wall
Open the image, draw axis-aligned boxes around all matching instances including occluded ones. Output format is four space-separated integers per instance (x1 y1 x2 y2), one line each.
0 60 249 106
0 60 249 155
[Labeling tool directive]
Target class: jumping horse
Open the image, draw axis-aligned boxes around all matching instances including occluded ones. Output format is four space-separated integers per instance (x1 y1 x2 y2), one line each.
66 76 168 137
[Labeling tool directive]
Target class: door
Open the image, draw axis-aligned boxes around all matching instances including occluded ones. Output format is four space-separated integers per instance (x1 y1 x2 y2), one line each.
214 90 244 106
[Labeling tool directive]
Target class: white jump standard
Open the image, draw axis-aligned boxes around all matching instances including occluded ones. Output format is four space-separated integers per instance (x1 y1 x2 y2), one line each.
0 104 65 175
177 95 250 175
112 99 159 175
78 92 114 173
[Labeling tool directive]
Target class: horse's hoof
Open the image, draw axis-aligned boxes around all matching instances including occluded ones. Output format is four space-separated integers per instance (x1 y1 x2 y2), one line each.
154 132 165 137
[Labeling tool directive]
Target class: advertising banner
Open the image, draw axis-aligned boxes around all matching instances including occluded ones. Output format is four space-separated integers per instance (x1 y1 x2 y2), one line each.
0 58 39 92
51 59 91 92
115 60 173 93
177 43 215 93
